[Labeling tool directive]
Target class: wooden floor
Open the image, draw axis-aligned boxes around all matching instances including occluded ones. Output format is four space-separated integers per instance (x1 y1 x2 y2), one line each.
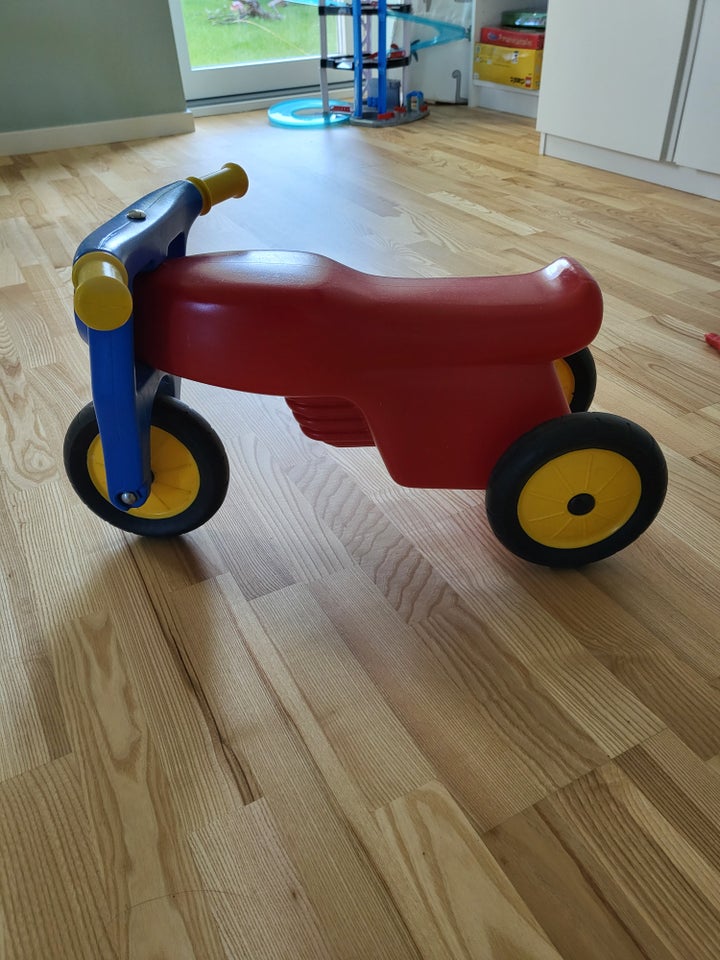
1 105 720 959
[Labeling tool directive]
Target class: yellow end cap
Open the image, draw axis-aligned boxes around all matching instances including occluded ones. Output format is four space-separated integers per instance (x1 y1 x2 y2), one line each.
73 253 132 331
187 162 249 215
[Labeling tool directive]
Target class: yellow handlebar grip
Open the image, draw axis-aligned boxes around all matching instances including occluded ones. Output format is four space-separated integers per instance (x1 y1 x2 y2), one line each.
187 162 249 215
73 252 133 331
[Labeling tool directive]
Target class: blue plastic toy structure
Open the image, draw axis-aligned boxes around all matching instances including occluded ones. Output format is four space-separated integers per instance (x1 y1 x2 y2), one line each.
269 0 468 128
268 98 351 128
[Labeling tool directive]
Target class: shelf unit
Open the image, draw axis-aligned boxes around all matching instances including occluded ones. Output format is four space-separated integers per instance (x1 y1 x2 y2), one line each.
468 0 547 118
471 80 539 118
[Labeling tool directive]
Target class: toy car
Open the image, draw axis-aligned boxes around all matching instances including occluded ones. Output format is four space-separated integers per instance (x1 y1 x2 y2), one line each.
64 163 668 566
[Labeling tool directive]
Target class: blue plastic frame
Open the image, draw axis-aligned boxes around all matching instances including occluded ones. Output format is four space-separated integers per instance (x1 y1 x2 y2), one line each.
74 180 205 511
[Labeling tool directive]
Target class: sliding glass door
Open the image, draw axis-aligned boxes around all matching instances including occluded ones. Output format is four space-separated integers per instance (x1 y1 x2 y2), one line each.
168 0 341 100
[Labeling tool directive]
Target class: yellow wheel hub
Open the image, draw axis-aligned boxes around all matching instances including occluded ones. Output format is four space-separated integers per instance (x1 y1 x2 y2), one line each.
553 358 575 405
517 448 642 549
87 427 201 519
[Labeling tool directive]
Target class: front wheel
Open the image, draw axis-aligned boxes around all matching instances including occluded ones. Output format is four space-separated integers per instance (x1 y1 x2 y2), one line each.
63 395 229 537
486 412 667 567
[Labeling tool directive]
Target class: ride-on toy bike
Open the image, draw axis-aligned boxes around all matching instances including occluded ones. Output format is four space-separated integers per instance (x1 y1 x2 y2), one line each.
64 163 668 567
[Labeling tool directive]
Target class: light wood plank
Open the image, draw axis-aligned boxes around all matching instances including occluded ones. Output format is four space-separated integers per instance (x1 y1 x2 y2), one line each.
376 781 563 960
169 575 428 960
310 568 609 831
0 655 68 781
1 104 720 958
537 762 720 959
55 609 229 958
189 799 334 960
250 582 436 808
0 757 117 960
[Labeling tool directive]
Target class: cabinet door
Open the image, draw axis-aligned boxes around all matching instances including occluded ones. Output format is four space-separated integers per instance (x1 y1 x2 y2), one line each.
673 0 720 175
536 0 692 161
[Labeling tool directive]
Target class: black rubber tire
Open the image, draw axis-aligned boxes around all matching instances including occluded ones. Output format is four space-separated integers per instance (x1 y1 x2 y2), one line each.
486 412 667 567
555 347 597 412
63 394 229 537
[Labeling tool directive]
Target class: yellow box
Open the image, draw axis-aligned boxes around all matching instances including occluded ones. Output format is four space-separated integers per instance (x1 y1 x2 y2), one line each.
473 42 543 90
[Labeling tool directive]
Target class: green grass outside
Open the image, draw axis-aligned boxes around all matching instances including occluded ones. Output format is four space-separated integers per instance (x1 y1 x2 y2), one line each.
181 0 335 67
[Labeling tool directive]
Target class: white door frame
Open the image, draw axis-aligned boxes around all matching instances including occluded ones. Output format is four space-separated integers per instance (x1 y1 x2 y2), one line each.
167 0 327 101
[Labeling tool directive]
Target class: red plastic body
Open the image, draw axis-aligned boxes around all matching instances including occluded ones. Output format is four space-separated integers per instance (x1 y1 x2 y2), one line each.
133 252 603 489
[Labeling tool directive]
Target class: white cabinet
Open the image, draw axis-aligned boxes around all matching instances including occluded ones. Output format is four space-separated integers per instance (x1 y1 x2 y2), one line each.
673 0 720 175
536 0 691 161
536 0 720 200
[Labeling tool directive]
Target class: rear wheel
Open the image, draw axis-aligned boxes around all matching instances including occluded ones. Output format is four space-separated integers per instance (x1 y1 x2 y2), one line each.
554 347 596 412
64 395 229 536
486 412 667 567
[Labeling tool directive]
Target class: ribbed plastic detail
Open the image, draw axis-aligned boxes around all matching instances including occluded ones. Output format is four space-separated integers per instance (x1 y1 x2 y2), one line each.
285 397 374 447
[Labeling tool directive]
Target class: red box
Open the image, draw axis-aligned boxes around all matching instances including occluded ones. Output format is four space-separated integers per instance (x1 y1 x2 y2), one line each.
479 26 545 50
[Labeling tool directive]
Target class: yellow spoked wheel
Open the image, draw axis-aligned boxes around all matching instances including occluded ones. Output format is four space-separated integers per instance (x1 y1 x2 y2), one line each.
64 395 229 536
87 427 201 519
553 348 596 412
553 358 576 405
517 448 641 549
486 413 667 567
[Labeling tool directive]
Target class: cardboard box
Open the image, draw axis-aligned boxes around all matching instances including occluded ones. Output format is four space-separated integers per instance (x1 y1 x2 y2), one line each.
501 10 547 29
473 43 543 90
479 26 544 49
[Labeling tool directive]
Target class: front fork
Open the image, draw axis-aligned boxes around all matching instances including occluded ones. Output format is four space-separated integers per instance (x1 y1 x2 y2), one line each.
88 321 179 512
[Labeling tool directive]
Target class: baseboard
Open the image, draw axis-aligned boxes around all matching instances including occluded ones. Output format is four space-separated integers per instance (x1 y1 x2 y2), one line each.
540 134 720 202
188 87 356 118
0 111 195 157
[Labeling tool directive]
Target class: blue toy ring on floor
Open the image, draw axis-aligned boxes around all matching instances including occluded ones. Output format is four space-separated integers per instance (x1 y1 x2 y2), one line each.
268 98 351 128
